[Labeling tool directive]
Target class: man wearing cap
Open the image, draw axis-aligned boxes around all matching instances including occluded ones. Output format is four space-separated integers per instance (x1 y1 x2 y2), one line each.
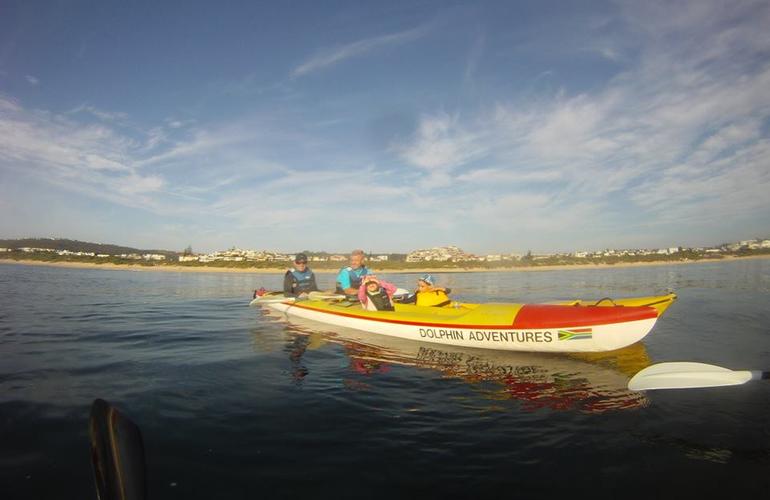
335 249 370 296
283 253 319 298
400 274 453 307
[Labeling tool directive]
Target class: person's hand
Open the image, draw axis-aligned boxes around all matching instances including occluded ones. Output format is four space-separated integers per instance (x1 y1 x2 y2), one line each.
298 292 309 299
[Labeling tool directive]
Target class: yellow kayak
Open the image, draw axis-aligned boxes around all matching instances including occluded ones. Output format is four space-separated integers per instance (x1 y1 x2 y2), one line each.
259 293 676 353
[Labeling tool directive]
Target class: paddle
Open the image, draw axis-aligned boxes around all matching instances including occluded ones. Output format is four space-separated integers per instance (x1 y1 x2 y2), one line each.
307 291 346 301
628 362 770 391
250 286 407 306
249 292 294 306
249 290 347 306
89 398 147 500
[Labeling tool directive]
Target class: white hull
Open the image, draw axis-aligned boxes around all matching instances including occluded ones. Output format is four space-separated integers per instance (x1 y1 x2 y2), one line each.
265 301 658 353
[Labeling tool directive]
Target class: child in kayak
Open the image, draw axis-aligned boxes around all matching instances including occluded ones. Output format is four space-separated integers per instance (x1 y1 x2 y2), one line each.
400 274 453 307
357 275 397 311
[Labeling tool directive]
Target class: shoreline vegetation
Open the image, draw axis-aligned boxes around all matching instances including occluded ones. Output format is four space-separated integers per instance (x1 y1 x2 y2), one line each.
2 252 769 274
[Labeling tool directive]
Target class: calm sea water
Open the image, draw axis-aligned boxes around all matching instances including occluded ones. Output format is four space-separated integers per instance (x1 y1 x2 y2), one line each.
1 260 769 499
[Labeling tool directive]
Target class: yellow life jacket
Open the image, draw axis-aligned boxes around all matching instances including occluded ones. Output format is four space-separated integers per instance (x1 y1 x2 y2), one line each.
416 290 451 307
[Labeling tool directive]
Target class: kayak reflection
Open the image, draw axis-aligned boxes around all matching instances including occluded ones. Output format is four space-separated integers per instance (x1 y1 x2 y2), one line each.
271 314 651 413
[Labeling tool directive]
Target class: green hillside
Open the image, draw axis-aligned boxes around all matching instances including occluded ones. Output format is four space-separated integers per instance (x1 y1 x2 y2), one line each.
0 238 178 257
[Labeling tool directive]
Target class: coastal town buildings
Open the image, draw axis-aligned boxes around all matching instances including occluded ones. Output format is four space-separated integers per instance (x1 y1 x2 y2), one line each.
406 246 475 262
2 239 769 263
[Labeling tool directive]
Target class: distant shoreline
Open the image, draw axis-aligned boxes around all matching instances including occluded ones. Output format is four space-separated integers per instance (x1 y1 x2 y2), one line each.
2 254 769 274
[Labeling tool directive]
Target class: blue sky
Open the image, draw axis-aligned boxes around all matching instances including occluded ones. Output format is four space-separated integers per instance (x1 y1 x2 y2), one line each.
1 0 769 254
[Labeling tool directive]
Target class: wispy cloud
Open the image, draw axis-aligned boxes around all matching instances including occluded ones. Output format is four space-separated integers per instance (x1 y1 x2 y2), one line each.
396 112 487 170
1 94 416 240
69 104 129 123
291 24 429 78
0 96 165 210
392 0 770 248
455 168 562 185
25 75 39 85
463 34 485 85
2 1 768 253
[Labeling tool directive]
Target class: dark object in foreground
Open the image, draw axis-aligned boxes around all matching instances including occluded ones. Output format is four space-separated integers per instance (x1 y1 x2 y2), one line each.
89 398 147 500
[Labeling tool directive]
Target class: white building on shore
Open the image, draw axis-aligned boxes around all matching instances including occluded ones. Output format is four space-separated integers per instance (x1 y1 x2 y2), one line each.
406 246 474 262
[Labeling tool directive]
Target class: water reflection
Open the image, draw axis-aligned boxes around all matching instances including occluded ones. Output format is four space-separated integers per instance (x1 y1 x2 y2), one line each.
634 433 734 464
264 314 651 414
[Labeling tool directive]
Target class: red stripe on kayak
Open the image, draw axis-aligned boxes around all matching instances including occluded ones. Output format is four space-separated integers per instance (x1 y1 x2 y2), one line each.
289 303 656 330
512 305 658 329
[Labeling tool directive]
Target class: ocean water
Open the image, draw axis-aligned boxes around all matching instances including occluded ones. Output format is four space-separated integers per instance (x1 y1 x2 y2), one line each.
1 260 769 499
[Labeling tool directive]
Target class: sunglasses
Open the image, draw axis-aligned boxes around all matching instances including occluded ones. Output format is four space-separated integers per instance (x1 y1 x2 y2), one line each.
295 260 307 264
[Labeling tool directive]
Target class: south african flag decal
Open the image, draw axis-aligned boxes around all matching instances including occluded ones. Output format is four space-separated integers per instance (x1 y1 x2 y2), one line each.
558 328 593 340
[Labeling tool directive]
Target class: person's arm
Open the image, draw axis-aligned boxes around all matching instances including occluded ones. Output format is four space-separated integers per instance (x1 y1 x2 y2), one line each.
308 271 319 292
283 271 295 297
400 292 417 304
336 268 352 294
342 275 360 295
357 285 367 304
381 280 398 298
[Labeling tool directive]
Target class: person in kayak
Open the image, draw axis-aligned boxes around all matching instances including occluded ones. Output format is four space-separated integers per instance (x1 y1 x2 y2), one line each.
335 249 370 296
283 253 319 298
399 274 453 307
357 275 397 311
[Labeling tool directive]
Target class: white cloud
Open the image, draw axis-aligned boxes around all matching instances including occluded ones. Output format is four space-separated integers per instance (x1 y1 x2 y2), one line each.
292 24 428 78
397 112 487 171
1 94 418 239
392 0 770 249
117 173 165 194
464 34 485 85
69 104 128 123
0 96 164 210
25 75 39 85
456 168 563 185
2 1 768 253
137 128 247 167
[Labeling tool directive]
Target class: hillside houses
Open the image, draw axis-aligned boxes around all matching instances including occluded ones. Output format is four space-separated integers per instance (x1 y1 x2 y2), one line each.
2 238 769 264
406 246 475 262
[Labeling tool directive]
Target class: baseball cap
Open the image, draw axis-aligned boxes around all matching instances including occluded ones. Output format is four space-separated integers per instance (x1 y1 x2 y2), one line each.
419 274 434 286
294 253 308 263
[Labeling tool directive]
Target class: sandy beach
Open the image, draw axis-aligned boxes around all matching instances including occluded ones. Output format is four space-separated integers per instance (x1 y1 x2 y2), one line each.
2 254 768 275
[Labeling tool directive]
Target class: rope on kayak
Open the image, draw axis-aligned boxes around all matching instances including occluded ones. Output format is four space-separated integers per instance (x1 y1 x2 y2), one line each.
592 297 618 306
641 295 677 307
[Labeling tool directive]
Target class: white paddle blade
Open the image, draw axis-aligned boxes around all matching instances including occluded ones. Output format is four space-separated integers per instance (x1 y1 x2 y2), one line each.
628 362 754 391
392 287 410 299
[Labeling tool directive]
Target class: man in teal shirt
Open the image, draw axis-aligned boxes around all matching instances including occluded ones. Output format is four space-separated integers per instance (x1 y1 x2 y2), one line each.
335 249 369 295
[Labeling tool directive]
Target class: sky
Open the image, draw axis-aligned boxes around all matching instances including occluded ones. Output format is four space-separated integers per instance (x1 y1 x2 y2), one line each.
1 0 769 254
